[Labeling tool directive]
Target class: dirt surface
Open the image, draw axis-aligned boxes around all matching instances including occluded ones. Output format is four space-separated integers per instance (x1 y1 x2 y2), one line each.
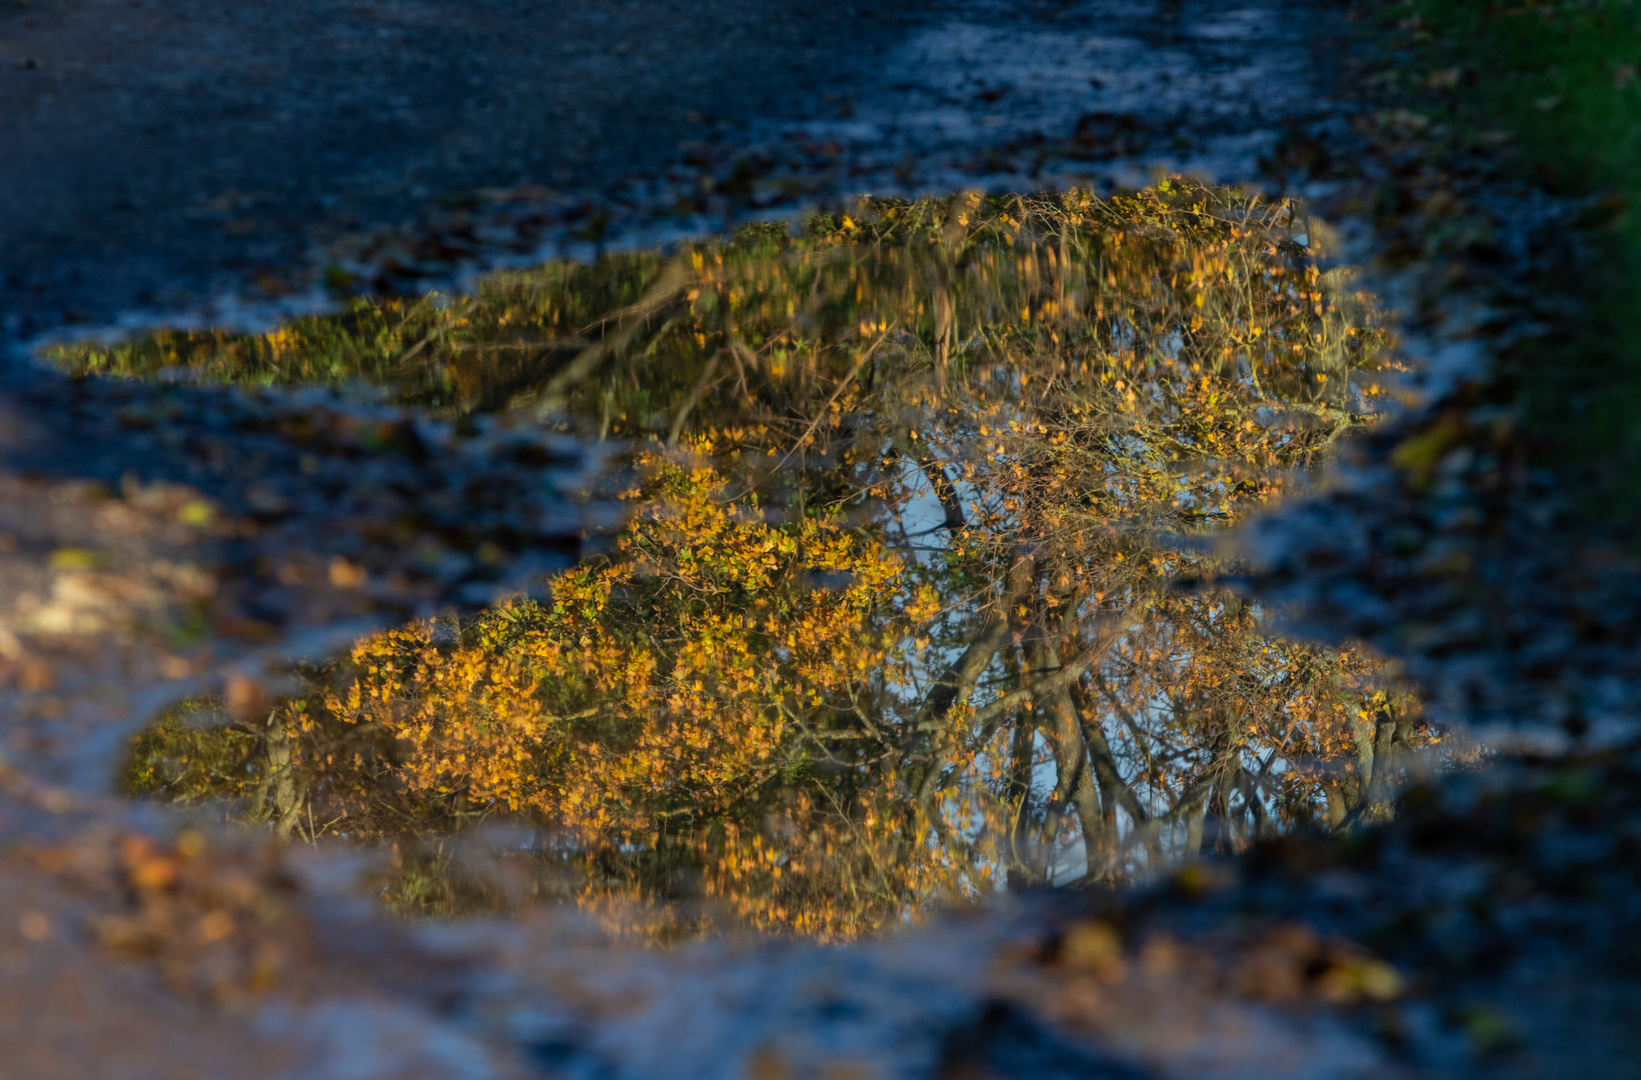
0 0 1350 337
0 362 598 792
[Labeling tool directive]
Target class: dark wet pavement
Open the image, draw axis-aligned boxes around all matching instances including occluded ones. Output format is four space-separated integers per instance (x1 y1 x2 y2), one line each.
0 0 1349 338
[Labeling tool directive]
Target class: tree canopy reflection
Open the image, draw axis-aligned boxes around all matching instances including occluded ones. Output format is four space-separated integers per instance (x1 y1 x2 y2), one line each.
90 181 1439 940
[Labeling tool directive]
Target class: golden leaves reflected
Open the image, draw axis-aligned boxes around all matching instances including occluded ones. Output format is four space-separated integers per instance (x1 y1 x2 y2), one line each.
103 180 1439 940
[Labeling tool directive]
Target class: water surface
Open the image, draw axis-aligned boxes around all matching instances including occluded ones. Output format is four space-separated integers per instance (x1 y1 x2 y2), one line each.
58 181 1431 941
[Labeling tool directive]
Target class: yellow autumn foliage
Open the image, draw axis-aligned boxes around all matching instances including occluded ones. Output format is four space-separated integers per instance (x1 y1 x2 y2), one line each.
116 181 1446 936
325 458 921 839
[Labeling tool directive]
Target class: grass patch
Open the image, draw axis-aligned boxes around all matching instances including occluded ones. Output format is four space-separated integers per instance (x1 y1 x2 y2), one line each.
1386 0 1641 510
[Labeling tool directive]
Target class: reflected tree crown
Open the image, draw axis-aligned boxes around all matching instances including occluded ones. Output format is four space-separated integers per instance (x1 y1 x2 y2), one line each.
104 180 1443 940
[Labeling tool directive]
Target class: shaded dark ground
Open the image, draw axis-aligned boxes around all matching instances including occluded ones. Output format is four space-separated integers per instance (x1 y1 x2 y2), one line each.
1 0 919 327
0 0 1350 336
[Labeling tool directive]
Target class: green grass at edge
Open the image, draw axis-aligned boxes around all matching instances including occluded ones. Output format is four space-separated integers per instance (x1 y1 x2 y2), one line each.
1394 0 1641 510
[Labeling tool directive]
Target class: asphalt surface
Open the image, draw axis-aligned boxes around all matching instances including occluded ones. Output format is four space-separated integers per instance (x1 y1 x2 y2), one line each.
0 0 1349 338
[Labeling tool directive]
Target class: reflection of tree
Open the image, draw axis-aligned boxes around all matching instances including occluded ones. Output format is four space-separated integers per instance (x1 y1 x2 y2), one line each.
324 459 924 836
114 180 1441 938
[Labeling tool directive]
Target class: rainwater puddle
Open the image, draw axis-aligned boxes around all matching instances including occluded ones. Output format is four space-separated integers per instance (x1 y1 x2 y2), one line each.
53 181 1436 942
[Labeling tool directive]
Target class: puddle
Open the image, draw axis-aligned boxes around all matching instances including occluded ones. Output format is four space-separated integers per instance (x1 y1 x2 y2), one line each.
55 181 1438 941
